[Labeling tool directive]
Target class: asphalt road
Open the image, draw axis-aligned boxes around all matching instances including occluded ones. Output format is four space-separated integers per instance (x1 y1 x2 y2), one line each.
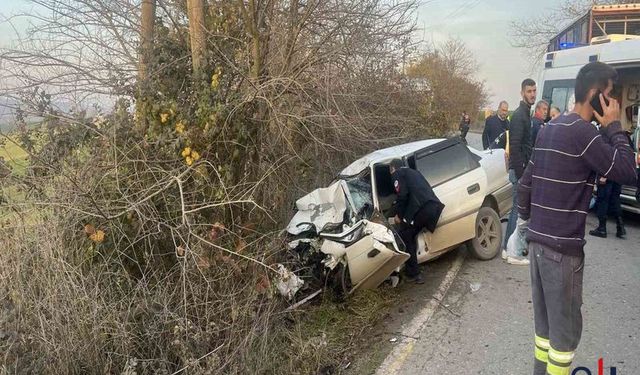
368 132 640 375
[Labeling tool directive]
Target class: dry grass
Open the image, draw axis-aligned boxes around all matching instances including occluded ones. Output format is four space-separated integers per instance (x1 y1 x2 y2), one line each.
0 211 396 374
0 135 28 175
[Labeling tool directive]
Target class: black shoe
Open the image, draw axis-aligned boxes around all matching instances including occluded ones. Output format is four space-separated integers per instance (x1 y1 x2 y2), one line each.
589 218 607 238
589 227 607 238
616 217 626 239
405 274 425 284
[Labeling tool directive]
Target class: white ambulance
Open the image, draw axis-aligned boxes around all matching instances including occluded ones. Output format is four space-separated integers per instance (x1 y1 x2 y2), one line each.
537 36 640 213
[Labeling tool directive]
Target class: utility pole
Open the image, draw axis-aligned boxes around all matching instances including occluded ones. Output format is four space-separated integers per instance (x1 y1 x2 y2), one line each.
187 0 207 73
139 0 156 83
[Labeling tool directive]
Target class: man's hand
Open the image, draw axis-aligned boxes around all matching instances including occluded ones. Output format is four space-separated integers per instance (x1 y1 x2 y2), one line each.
394 215 402 225
593 93 620 127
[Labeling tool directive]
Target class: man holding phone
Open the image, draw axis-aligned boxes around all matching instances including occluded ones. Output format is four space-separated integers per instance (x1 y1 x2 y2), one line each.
518 62 638 375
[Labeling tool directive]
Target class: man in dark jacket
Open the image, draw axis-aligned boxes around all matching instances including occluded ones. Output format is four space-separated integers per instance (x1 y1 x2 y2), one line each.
389 159 445 284
459 112 471 143
531 100 549 146
503 78 536 265
482 101 509 149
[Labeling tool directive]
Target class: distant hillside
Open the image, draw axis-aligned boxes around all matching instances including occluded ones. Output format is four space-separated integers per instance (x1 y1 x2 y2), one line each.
0 96 16 132
0 121 15 133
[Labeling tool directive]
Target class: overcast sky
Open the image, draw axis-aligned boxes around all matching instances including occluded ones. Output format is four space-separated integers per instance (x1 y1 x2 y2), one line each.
1 0 565 110
416 0 561 109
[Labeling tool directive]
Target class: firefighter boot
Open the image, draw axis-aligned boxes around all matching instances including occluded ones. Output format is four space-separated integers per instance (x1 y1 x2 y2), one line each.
589 218 607 238
616 217 626 239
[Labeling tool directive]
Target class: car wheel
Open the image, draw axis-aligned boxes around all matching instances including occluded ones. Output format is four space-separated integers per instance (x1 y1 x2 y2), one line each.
467 206 502 260
330 262 353 300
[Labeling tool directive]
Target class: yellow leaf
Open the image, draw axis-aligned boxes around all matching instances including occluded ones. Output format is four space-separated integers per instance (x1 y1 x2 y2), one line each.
181 147 191 158
191 151 200 161
211 73 220 89
90 230 105 243
185 156 194 166
175 121 185 134
160 113 170 124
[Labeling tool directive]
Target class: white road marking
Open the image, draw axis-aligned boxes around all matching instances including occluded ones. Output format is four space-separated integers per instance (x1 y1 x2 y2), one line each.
376 251 466 375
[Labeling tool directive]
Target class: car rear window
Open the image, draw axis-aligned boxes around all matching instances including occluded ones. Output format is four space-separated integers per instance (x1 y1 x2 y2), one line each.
414 143 480 187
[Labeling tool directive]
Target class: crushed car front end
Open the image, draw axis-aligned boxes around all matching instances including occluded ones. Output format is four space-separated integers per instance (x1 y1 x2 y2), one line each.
285 175 409 298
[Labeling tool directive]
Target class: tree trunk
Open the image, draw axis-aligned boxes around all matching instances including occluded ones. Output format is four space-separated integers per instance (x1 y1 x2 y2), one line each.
187 0 207 73
138 0 156 84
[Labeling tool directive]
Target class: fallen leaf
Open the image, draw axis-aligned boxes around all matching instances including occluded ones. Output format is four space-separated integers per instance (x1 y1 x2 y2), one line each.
255 274 271 294
209 222 226 241
176 245 185 257
196 256 211 269
84 224 96 235
235 239 247 253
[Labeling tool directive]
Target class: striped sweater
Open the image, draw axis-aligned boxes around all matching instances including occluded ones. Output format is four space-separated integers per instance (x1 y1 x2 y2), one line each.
517 113 637 257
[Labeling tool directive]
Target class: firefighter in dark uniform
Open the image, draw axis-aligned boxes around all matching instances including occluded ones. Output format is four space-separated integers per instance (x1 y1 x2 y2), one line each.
389 159 445 284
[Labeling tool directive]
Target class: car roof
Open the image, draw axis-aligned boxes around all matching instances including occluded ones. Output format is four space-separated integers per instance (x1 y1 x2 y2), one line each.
339 138 447 177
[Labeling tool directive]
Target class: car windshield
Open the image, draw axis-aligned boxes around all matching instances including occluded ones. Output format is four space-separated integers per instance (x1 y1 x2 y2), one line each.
343 174 373 217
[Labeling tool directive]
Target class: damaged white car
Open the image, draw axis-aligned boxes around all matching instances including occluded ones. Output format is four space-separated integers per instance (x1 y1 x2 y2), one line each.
285 138 512 297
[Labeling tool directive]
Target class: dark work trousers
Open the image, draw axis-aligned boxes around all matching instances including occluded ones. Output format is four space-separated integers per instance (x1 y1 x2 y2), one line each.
460 127 470 143
595 180 622 220
396 203 439 277
529 242 584 375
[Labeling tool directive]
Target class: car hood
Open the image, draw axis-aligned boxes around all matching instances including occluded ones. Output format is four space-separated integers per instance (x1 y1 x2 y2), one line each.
286 181 348 236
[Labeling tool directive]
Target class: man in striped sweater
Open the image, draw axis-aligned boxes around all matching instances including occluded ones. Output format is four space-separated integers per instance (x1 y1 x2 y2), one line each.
518 62 638 375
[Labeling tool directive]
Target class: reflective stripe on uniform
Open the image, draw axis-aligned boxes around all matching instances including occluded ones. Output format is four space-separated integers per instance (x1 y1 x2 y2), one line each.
546 347 575 375
546 361 571 375
535 346 548 363
534 335 550 363
535 335 550 350
548 348 575 364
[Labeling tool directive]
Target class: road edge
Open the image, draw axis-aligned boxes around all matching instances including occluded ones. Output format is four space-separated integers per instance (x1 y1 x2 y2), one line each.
375 250 466 375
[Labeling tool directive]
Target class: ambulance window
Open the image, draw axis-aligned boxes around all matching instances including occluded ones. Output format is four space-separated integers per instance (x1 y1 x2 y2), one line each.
551 87 570 112
566 92 575 112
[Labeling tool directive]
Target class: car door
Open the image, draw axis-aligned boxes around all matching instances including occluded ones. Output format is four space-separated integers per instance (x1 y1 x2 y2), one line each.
410 140 488 260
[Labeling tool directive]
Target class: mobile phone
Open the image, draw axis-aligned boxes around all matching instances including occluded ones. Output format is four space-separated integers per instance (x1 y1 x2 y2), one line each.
590 90 610 118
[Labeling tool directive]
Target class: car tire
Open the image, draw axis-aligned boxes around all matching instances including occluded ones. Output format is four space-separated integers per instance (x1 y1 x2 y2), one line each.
329 262 353 301
467 206 502 260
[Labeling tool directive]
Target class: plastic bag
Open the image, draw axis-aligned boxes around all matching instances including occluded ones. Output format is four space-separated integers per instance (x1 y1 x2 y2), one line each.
506 218 529 257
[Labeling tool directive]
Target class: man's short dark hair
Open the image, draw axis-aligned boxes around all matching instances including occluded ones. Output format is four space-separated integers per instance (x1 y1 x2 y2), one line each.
389 159 404 170
575 62 618 103
521 78 536 91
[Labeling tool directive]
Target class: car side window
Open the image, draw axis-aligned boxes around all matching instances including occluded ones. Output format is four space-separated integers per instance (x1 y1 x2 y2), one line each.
415 144 480 187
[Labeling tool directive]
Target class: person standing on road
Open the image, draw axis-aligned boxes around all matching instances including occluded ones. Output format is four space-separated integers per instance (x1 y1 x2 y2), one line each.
518 62 637 375
503 78 536 266
460 112 471 144
389 159 445 284
531 100 549 147
589 176 626 239
482 101 510 150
